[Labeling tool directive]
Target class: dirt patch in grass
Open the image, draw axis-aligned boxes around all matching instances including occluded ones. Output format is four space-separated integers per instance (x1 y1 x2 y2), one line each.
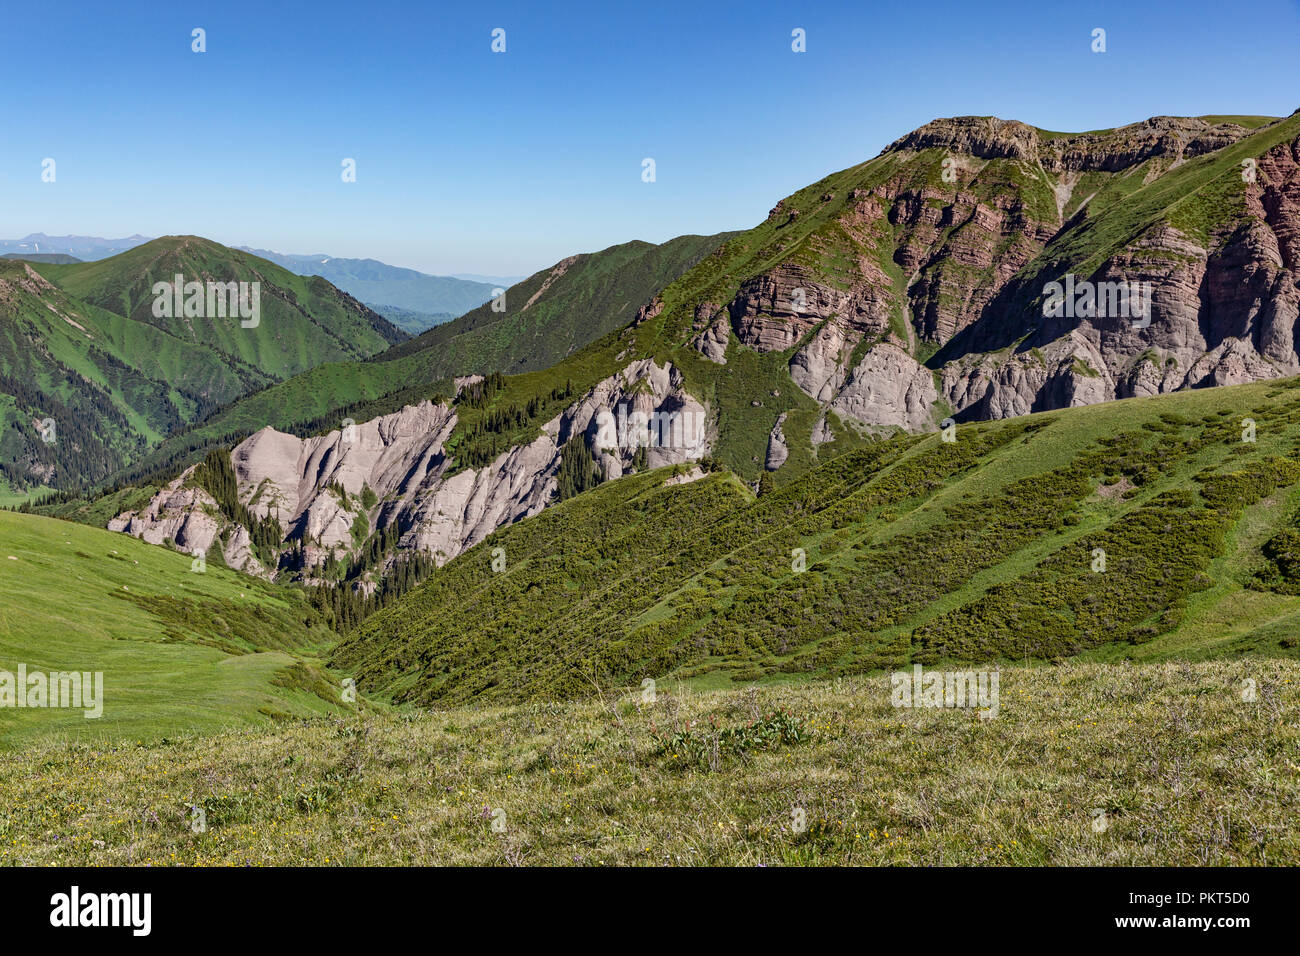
1097 476 1136 500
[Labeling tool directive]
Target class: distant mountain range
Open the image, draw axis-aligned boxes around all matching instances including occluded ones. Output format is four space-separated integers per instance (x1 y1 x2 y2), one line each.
235 248 506 330
448 272 526 286
0 234 150 260
0 235 521 333
4 228 727 500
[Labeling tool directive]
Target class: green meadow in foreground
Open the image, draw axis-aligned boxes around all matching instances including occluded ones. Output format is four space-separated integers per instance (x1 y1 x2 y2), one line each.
0 510 350 747
2 661 1296 866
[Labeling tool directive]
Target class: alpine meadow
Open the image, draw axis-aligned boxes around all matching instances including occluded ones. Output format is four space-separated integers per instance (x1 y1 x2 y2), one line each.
2 1 1299 933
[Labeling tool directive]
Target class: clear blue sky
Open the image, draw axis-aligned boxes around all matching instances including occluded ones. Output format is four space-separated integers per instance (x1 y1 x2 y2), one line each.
3 0 1297 276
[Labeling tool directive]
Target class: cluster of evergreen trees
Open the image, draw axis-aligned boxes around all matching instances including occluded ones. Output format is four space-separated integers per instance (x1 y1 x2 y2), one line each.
346 520 401 581
453 375 576 471
106 430 250 498
308 549 438 631
191 449 282 566
457 372 507 409
556 436 603 501
7 486 81 512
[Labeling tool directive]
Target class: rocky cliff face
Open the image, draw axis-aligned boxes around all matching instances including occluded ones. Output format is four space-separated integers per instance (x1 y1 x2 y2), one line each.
672 111 1300 443
886 115 1250 171
110 361 712 584
107 483 269 577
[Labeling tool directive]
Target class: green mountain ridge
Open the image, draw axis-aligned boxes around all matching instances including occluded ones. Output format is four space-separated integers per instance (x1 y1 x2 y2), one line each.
380 234 740 371
0 238 404 491
34 237 405 377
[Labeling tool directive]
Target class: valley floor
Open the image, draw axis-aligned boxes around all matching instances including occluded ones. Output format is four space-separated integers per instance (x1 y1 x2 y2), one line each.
3 660 1297 866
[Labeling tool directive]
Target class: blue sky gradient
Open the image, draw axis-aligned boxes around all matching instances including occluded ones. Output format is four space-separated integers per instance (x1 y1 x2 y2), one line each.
3 0 1298 275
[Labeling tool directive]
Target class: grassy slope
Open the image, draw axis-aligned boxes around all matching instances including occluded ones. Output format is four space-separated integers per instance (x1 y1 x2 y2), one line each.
1024 114 1300 279
2 661 1296 865
0 511 352 746
334 374 1300 707
0 261 243 489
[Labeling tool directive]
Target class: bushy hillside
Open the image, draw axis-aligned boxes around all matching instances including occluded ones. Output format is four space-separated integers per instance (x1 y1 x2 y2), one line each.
0 510 352 746
334 374 1300 706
